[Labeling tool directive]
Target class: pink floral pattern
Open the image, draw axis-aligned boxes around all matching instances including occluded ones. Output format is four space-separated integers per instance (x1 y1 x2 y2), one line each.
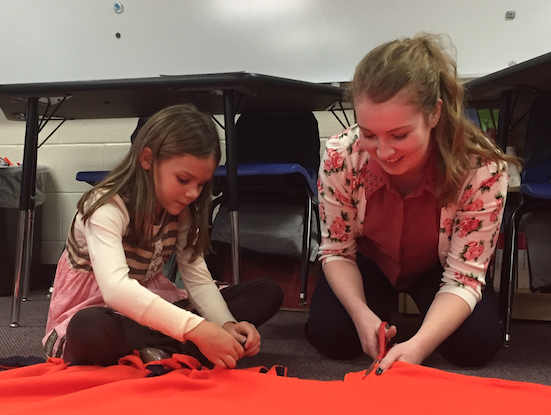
480 172 500 192
440 218 454 240
454 272 480 289
317 178 324 196
459 184 475 205
323 148 345 174
333 189 353 207
463 198 484 212
346 164 369 192
351 137 363 154
490 194 504 223
328 214 350 242
459 241 485 262
456 217 483 237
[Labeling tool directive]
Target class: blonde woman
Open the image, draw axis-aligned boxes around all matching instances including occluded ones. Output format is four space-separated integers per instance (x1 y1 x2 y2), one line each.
306 34 519 373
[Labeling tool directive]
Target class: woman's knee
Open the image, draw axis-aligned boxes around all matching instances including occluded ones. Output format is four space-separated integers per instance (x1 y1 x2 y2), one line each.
306 275 364 359
305 316 363 360
437 321 504 367
306 296 363 360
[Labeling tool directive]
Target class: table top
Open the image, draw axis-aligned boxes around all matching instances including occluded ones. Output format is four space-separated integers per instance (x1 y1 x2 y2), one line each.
0 72 344 121
464 51 551 101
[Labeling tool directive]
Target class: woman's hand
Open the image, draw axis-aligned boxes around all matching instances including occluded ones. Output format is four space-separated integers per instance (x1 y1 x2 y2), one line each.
376 337 428 374
322 261 399 360
356 318 397 360
376 293 472 374
223 321 261 357
185 320 244 368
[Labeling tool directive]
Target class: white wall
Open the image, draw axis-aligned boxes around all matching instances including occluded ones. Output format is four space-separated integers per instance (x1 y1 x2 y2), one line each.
1 1 550 84
0 109 354 264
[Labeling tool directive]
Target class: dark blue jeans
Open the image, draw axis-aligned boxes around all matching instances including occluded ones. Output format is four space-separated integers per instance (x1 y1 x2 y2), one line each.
305 252 503 367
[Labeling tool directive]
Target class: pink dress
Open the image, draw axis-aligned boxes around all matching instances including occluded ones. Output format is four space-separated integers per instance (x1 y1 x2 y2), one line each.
44 252 187 358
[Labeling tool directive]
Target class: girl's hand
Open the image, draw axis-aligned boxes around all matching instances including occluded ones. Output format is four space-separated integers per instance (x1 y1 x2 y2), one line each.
223 321 261 357
185 320 244 368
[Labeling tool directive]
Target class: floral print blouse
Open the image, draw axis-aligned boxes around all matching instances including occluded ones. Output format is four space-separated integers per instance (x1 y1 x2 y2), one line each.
318 125 508 311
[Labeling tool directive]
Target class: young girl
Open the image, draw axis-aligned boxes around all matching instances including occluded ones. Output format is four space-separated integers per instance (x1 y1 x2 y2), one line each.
305 34 521 372
44 104 283 368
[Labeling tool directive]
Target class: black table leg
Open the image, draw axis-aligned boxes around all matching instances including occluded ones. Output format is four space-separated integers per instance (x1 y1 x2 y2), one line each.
496 89 513 343
223 90 240 285
10 97 39 327
496 90 512 151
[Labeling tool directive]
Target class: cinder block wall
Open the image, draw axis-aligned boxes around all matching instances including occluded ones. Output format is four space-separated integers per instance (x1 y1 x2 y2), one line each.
0 109 355 264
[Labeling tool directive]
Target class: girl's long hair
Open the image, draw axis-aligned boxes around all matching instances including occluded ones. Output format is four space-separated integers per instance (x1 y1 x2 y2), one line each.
347 33 521 205
77 103 221 260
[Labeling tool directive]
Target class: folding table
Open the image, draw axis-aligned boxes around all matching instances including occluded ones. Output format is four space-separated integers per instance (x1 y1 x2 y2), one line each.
464 51 551 342
0 73 344 326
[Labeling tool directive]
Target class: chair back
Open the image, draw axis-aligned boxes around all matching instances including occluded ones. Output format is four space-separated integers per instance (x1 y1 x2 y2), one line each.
234 111 320 174
524 94 551 171
131 117 150 143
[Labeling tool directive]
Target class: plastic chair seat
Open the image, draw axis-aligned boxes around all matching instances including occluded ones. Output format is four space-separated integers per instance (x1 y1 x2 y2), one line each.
76 171 109 185
214 163 317 194
520 183 551 199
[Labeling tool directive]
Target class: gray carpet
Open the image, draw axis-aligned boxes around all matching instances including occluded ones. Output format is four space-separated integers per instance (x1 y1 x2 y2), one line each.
1 290 550 387
0 291 49 359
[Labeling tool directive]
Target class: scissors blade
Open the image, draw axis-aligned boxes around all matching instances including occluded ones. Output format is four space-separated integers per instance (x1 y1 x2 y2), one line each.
362 360 378 378
362 321 389 379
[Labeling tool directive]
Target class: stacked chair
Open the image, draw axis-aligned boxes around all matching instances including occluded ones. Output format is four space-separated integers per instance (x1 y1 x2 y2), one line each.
500 94 551 343
210 111 321 306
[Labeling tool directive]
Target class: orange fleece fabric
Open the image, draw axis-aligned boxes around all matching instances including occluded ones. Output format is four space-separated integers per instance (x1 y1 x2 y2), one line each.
0 355 549 415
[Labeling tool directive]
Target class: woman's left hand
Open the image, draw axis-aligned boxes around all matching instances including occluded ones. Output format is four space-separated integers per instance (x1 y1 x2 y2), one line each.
223 321 261 357
376 338 429 374
375 293 472 374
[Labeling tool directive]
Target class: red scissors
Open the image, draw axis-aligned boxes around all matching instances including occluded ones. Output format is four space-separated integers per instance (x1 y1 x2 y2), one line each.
362 321 389 378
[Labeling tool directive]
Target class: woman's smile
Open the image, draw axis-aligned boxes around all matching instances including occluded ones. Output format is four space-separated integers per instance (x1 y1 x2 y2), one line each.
381 156 403 166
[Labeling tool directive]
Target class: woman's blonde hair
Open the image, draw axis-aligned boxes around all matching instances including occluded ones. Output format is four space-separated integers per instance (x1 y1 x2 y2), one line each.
348 33 520 205
77 103 221 260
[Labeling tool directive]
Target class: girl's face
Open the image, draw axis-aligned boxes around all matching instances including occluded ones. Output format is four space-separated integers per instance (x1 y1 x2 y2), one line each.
355 93 441 181
144 152 217 216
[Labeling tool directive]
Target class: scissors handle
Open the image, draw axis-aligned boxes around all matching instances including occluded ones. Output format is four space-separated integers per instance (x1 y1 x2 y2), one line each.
376 321 389 361
362 321 389 378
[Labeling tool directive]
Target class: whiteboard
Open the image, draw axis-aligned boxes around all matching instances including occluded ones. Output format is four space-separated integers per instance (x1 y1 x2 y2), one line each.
1 0 550 85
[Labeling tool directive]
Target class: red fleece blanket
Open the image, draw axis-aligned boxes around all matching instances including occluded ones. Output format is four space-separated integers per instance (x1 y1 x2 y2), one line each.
0 354 549 414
